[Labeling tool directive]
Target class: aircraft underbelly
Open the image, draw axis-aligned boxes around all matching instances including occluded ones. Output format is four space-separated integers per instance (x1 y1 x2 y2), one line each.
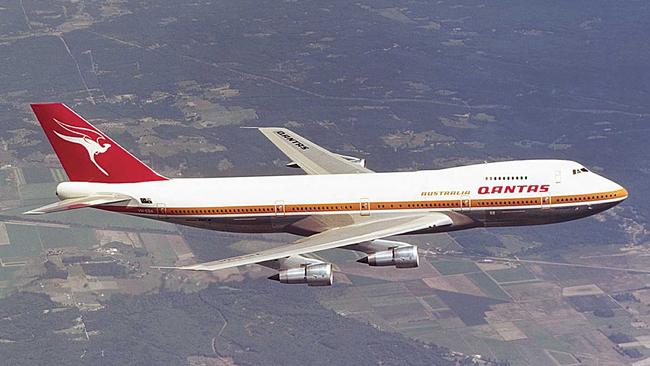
162 214 307 233
478 201 618 227
128 202 616 236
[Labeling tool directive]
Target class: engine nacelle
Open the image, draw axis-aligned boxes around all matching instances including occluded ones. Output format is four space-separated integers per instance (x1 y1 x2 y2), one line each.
359 245 419 268
273 263 333 286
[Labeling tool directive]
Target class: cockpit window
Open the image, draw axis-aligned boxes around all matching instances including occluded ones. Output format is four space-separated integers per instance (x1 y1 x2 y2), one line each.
580 167 589 172
572 167 589 175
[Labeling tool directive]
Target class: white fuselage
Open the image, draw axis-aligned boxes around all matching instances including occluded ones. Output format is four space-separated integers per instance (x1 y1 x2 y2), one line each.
56 159 627 235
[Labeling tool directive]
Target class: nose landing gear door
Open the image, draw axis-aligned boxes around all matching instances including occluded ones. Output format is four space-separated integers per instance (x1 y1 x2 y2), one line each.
274 200 285 216
541 196 551 209
272 200 286 230
460 195 471 211
156 203 166 218
360 198 370 216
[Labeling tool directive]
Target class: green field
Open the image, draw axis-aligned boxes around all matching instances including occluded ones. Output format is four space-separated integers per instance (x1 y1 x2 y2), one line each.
373 301 427 321
346 274 390 286
18 182 58 201
393 319 443 340
315 248 359 263
140 233 178 266
515 320 571 351
421 295 446 309
467 337 520 364
51 168 67 182
0 265 21 281
0 287 12 299
0 224 99 261
488 265 537 283
467 272 510 300
547 350 578 365
0 169 19 201
430 259 480 275
498 234 542 254
584 309 639 335
0 223 43 260
37 226 97 249
400 325 468 351
20 167 56 184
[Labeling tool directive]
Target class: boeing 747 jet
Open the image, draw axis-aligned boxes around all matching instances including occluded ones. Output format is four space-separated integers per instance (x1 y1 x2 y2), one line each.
27 103 628 286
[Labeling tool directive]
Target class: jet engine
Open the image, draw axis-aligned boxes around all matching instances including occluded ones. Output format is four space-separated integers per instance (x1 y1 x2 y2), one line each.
358 245 419 268
270 263 333 286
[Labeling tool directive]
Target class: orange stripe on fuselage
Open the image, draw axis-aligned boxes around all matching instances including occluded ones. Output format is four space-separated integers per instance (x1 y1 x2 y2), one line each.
97 188 628 217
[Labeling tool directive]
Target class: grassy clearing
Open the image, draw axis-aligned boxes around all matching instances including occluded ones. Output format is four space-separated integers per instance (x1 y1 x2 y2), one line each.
0 223 43 260
21 167 55 184
18 182 58 201
421 295 446 309
488 265 537 283
51 168 67 182
0 265 20 281
547 350 578 365
467 272 510 300
430 258 480 275
38 226 97 249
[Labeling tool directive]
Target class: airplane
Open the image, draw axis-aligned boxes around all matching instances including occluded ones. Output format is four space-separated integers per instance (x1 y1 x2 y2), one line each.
27 103 628 286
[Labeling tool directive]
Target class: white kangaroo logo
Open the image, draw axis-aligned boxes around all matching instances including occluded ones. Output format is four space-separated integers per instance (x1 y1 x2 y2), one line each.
52 118 112 176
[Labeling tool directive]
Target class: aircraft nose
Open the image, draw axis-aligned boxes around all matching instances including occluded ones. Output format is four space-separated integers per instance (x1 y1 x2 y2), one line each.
608 179 628 202
597 173 628 203
619 185 629 201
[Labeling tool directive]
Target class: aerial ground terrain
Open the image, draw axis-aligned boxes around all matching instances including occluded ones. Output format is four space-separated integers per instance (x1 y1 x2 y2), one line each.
0 1 648 365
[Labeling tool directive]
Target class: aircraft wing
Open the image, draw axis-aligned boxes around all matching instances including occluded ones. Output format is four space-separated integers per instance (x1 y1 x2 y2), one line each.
157 212 452 271
256 127 373 175
24 194 132 215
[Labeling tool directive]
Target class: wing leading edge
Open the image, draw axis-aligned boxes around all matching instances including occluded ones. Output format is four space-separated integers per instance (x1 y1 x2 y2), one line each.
255 127 373 175
157 212 453 271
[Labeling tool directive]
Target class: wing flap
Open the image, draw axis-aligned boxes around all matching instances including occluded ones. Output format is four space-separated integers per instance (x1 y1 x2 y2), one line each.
24 194 132 215
256 127 373 175
157 212 452 271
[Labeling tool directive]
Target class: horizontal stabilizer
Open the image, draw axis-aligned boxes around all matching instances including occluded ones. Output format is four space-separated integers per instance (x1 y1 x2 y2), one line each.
24 194 132 215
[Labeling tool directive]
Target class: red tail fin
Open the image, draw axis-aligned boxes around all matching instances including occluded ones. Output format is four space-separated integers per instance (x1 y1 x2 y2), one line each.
31 103 167 183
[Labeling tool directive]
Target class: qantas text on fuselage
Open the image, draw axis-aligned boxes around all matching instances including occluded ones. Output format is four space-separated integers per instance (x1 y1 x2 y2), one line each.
478 184 550 194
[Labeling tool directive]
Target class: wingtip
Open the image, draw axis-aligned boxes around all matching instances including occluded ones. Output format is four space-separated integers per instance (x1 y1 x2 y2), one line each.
241 126 285 130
